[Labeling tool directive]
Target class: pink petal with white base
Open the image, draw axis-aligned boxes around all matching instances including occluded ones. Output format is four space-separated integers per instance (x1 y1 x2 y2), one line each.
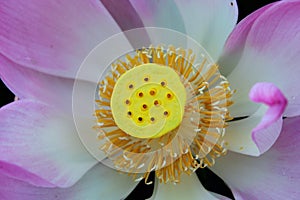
224 83 287 156
129 0 238 61
0 55 76 113
218 2 275 77
0 0 122 78
0 100 98 188
223 0 300 117
212 117 300 200
0 161 55 188
0 164 137 200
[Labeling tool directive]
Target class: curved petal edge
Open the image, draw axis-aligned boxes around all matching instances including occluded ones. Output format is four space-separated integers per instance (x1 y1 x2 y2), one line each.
249 82 287 154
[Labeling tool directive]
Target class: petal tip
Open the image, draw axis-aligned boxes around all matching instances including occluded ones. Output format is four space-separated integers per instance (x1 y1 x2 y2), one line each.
249 82 287 155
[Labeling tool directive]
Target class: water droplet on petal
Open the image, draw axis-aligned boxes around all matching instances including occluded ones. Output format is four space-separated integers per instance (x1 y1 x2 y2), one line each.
281 168 287 176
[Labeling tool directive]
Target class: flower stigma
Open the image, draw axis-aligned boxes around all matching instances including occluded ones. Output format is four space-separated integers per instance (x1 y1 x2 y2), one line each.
110 63 186 139
94 45 234 184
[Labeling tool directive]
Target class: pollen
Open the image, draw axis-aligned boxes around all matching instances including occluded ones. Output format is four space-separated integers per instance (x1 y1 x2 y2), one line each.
94 45 234 184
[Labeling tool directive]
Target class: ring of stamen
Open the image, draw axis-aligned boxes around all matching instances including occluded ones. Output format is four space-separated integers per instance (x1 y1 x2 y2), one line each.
95 45 234 184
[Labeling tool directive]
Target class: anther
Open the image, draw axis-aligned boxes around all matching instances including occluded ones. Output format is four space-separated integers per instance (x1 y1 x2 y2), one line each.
129 84 134 89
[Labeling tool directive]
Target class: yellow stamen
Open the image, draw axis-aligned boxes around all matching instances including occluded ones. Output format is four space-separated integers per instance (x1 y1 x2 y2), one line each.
94 45 233 184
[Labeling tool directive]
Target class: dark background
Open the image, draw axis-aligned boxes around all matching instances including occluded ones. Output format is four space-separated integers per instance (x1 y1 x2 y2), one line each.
236 0 277 21
0 79 14 107
0 0 278 108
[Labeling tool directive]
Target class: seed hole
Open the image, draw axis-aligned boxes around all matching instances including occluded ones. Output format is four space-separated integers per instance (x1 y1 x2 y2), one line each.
154 100 160 106
166 93 172 99
161 81 166 87
129 84 134 89
142 104 148 109
138 92 144 97
138 117 143 122
149 90 156 96
164 111 169 116
125 99 130 105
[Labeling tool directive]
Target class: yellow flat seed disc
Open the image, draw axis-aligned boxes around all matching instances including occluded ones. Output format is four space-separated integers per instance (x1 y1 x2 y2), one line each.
111 63 186 139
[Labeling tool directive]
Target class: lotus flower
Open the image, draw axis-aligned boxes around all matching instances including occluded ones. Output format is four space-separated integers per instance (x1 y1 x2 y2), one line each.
1 0 300 199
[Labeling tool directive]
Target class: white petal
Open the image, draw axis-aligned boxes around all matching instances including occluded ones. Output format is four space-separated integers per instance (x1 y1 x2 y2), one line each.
0 164 138 200
129 0 238 60
154 174 219 200
225 105 283 156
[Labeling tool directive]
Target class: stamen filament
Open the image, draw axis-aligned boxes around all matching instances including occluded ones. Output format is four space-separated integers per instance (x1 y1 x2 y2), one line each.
94 45 233 184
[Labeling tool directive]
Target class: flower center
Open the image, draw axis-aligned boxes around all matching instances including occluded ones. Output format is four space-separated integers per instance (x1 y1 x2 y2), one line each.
111 63 186 139
94 45 234 184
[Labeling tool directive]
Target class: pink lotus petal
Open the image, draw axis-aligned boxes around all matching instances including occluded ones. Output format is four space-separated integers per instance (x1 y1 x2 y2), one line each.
212 116 300 199
0 161 55 188
0 100 97 188
223 0 300 117
0 0 121 78
0 54 75 113
0 164 137 200
250 82 287 154
224 83 286 156
218 2 275 78
129 0 238 61
100 0 145 32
